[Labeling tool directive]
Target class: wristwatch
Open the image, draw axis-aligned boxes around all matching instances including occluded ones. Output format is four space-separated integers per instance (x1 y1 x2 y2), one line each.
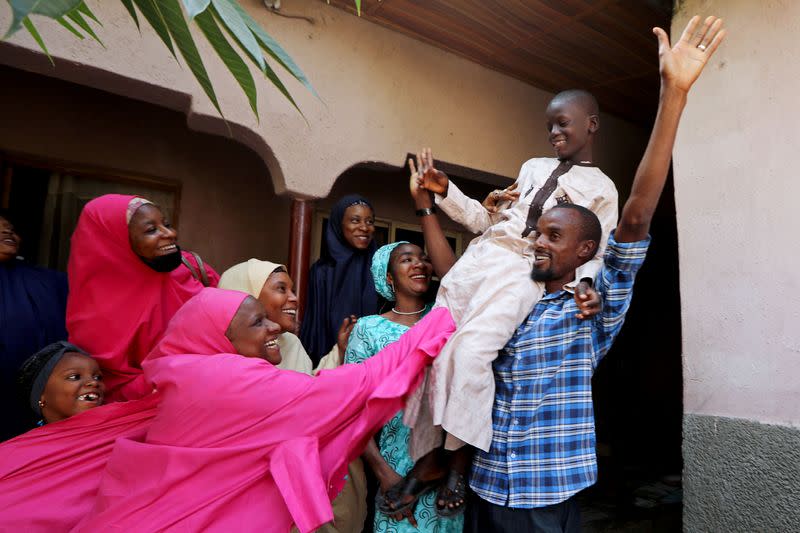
415 206 437 217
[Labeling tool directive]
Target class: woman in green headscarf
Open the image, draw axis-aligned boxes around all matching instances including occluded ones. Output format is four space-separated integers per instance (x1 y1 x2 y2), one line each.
345 242 463 533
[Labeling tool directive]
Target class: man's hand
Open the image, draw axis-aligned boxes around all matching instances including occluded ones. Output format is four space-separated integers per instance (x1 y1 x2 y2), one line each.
574 281 602 319
482 182 520 214
654 15 726 93
336 315 357 361
416 147 449 196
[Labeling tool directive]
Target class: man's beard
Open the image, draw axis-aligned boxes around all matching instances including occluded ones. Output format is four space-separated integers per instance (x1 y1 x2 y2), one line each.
140 246 183 272
531 266 556 282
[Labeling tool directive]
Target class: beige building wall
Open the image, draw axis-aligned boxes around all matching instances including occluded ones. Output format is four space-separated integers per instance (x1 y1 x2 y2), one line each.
672 1 800 530
0 0 646 203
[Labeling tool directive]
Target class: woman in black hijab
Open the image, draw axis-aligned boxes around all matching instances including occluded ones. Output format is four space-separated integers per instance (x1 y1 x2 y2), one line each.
299 195 378 363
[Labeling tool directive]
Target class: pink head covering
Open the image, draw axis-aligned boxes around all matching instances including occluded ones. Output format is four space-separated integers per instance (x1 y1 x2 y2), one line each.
147 287 247 361
67 194 219 401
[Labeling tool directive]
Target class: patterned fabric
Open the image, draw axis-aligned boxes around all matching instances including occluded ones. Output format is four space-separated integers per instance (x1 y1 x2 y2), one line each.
470 232 650 508
345 308 462 533
125 197 152 224
370 241 409 301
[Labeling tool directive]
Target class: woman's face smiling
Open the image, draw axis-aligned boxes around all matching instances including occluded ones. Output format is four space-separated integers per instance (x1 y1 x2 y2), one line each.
0 216 21 262
387 244 433 297
257 270 298 334
226 296 282 365
341 204 375 250
40 353 105 424
128 204 178 261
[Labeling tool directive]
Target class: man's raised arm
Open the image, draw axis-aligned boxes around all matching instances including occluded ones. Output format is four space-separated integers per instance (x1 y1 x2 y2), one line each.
616 16 726 243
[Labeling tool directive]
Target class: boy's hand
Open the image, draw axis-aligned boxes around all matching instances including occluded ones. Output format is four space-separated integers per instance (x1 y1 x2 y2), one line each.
654 15 726 93
408 158 433 208
574 281 602 319
482 182 520 213
417 147 449 196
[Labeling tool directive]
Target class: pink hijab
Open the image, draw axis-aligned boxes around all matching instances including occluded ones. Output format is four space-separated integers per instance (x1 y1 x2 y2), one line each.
67 194 219 401
0 393 160 532
76 288 455 533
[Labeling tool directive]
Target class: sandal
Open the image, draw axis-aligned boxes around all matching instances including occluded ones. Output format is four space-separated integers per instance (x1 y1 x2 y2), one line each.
435 470 467 517
378 476 439 515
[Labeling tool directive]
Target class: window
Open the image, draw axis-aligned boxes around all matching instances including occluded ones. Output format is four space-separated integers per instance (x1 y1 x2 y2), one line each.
0 153 180 270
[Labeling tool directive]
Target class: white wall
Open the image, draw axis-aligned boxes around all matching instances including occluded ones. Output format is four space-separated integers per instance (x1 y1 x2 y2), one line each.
673 0 800 427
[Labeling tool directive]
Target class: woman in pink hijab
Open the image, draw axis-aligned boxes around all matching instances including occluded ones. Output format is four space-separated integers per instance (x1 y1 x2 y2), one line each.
67 194 219 401
74 288 455 533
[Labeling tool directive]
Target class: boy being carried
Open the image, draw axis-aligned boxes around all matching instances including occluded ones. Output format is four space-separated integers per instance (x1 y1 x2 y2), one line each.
404 92 618 460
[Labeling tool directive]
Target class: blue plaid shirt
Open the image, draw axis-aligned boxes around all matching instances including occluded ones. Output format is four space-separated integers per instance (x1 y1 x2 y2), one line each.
470 232 650 508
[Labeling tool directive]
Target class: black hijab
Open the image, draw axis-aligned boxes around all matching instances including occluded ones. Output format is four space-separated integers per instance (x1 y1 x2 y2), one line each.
299 195 378 362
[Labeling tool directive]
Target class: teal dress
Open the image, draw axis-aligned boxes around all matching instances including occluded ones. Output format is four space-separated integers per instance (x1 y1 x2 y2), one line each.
345 307 463 533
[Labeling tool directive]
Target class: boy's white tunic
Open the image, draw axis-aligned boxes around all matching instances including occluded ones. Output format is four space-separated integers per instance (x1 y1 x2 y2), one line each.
404 157 618 457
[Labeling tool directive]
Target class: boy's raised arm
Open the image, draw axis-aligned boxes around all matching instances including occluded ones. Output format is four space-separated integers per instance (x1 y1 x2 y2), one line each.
616 16 726 243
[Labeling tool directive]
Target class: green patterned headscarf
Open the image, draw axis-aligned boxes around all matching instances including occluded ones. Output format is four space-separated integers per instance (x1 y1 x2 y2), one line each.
370 241 409 301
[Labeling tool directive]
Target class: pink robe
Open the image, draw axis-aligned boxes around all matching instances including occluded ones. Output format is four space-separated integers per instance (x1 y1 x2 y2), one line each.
67 194 219 401
75 288 455 533
0 394 159 531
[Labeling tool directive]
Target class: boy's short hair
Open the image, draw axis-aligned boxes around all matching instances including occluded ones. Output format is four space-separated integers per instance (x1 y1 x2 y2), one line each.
550 89 600 117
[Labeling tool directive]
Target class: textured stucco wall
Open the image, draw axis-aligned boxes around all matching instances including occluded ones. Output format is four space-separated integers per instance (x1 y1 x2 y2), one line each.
0 0 646 199
672 0 800 426
673 1 800 530
684 414 800 532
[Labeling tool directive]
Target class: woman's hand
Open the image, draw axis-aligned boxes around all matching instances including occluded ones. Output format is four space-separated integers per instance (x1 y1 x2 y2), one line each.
482 182 520 213
336 315 357 360
654 15 726 94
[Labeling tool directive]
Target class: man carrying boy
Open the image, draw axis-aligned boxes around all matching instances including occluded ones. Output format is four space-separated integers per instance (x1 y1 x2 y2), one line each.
466 16 726 531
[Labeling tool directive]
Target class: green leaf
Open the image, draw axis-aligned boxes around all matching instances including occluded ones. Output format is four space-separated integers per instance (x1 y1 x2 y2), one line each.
158 0 223 117
354 0 361 16
56 16 85 39
181 0 211 20
194 8 257 118
5 0 83 37
210 0 264 73
227 0 318 99
22 16 53 65
66 10 104 47
119 0 140 29
77 2 101 24
264 58 304 118
130 0 177 58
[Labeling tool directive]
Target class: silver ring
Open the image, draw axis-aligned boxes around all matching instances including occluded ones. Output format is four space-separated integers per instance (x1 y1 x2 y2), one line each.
697 44 707 51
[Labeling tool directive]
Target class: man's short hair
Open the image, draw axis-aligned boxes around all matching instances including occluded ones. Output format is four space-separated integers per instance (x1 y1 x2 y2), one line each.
550 89 600 117
550 203 602 250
